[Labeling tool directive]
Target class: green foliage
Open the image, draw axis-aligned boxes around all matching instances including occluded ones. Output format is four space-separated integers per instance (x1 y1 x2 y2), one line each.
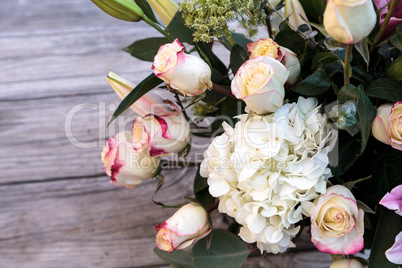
195 42 228 76
231 33 252 51
192 229 250 268
194 167 215 208
386 57 402 82
390 24 402 51
167 11 194 43
230 44 249 74
274 23 306 55
299 0 326 23
311 52 340 70
133 0 158 23
366 78 402 102
292 67 331 96
123 37 170 61
154 248 194 268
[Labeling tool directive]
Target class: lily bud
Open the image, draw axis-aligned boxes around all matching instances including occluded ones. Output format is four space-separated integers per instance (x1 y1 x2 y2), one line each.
284 0 312 35
91 0 144 22
147 0 179 25
106 71 171 117
155 203 212 252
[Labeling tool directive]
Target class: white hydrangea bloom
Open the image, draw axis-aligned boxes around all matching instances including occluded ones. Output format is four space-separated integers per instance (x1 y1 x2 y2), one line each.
200 97 337 254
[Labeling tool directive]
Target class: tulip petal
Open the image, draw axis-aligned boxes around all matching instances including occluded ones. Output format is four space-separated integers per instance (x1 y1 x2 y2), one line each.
386 231 402 264
380 185 402 216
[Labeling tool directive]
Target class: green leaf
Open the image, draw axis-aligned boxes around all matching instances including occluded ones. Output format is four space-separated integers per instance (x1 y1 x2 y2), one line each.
123 37 170 61
134 0 158 23
356 87 373 155
331 132 360 179
274 23 306 55
338 84 358 105
192 229 250 268
366 78 402 102
368 208 402 268
230 44 249 74
195 42 227 76
390 24 402 51
231 33 252 51
154 248 194 268
194 167 215 208
355 38 370 67
386 57 402 82
343 176 372 190
311 52 339 69
107 73 163 126
292 67 331 96
167 11 194 43
299 0 326 23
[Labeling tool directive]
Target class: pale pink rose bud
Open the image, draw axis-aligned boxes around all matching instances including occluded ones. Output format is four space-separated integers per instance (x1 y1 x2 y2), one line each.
155 203 212 252
330 258 365 268
101 131 160 189
231 56 289 114
323 0 376 44
284 0 313 35
310 185 364 255
132 101 190 156
106 71 171 116
372 102 402 151
152 39 213 97
247 38 301 86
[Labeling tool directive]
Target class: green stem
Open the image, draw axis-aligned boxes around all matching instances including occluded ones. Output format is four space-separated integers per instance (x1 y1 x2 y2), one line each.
344 44 353 85
142 16 174 42
370 0 400 54
227 35 236 48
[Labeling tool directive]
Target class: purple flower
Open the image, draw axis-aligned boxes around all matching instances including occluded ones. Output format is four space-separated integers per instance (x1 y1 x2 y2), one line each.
373 0 402 39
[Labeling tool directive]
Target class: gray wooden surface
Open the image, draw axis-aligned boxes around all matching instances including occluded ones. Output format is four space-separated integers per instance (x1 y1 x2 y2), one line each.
0 0 335 267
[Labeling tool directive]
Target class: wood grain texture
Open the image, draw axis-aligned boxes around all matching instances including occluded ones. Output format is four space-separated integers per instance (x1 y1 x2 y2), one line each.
0 0 337 267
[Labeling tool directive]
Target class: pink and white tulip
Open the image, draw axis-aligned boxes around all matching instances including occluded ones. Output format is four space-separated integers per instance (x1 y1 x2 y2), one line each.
101 131 160 189
323 0 376 44
247 38 301 86
155 203 212 252
309 185 364 255
372 102 402 151
152 39 212 97
106 71 171 117
132 101 190 156
231 56 289 114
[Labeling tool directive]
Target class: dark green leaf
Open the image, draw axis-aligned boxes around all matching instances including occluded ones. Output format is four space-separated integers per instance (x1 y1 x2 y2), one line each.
230 44 249 74
123 37 170 61
331 132 360 179
299 0 326 23
366 78 402 102
195 42 227 76
193 229 250 268
356 87 373 155
368 208 402 268
274 23 306 55
390 24 402 51
311 52 339 69
154 248 194 268
355 38 370 67
231 33 252 51
134 0 158 23
167 11 194 43
292 67 331 96
194 167 215 208
386 57 402 82
343 176 371 190
108 73 163 126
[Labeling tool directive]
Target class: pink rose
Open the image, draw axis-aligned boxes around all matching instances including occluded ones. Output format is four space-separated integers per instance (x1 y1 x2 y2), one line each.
309 185 364 255
372 102 402 151
152 39 212 97
101 131 160 189
373 0 402 39
155 203 212 252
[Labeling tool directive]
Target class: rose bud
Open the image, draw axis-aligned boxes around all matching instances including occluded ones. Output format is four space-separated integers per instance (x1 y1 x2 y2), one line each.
101 131 160 189
330 258 365 268
309 185 364 255
152 39 213 97
284 0 313 35
147 0 179 26
91 0 144 22
247 38 301 86
372 102 402 151
106 71 172 116
323 0 376 44
132 101 190 156
231 56 289 114
155 203 212 252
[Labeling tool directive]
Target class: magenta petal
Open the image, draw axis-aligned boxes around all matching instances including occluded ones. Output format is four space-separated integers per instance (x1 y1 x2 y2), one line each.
153 115 169 139
386 231 402 264
380 185 402 216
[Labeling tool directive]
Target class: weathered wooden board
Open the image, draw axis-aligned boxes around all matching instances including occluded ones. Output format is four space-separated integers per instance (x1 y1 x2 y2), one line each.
0 0 336 267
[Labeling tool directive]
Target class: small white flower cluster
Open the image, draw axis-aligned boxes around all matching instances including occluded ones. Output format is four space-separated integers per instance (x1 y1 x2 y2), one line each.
200 97 337 253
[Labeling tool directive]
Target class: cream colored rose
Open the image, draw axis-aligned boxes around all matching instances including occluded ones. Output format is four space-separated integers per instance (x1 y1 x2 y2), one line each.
152 39 212 96
323 0 376 44
231 56 289 114
309 185 364 255
372 102 402 151
247 39 301 86
155 203 212 252
330 258 365 268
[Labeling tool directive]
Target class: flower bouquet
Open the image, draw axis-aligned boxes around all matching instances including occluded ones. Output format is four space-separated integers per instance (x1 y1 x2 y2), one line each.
93 0 402 266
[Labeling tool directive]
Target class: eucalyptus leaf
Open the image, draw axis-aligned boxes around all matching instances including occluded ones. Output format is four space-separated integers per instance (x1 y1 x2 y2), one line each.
311 52 339 69
231 33 252 51
167 11 194 43
366 78 402 102
274 23 306 54
230 44 249 74
292 67 331 96
123 37 170 61
193 229 250 268
108 73 163 126
355 38 370 67
299 0 326 23
390 24 402 51
154 248 194 268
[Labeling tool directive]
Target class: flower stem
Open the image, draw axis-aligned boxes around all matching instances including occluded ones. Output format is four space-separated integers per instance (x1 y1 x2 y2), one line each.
142 16 174 42
212 83 236 98
370 0 400 54
343 44 353 85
